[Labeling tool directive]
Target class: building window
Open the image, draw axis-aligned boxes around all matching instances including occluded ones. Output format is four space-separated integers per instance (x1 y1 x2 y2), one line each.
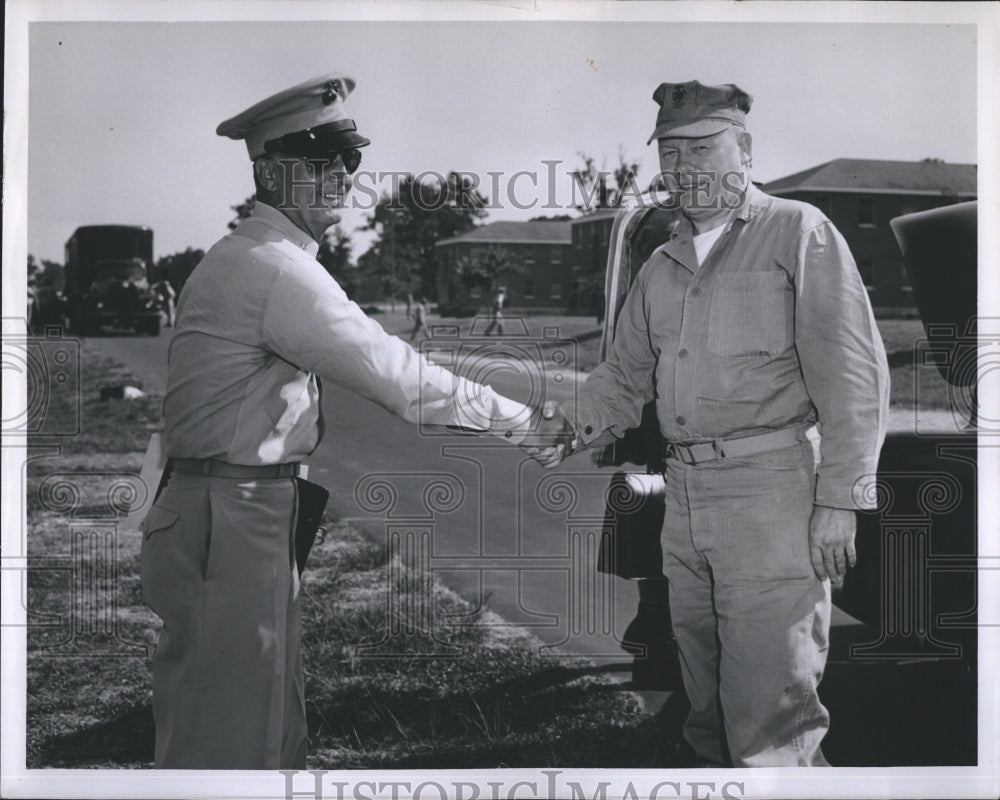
551 245 562 263
600 221 610 246
811 195 830 216
857 258 873 284
551 281 562 300
523 245 535 264
470 285 482 299
573 228 580 248
523 279 535 299
858 197 875 227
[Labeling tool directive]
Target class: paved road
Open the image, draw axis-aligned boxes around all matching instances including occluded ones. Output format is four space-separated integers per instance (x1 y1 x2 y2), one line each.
84 317 975 766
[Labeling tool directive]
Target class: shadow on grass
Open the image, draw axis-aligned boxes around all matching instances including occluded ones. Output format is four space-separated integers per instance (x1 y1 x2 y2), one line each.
306 654 693 769
30 703 154 769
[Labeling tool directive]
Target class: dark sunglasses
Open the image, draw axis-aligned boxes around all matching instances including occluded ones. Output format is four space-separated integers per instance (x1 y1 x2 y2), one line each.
333 148 363 174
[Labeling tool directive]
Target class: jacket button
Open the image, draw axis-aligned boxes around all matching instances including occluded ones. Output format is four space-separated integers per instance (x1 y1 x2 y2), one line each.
678 349 688 359
676 416 686 426
691 287 701 296
584 425 594 435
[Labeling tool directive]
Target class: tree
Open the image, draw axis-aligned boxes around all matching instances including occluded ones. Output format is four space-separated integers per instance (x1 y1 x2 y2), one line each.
317 226 360 299
156 248 205 294
452 245 526 298
228 195 256 230
360 172 488 301
570 147 642 213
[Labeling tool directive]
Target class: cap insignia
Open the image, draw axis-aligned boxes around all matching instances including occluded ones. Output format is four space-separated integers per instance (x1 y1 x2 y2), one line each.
323 80 342 106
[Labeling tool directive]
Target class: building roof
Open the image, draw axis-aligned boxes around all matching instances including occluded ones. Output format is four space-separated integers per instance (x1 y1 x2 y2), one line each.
762 158 977 197
570 208 620 224
436 220 572 247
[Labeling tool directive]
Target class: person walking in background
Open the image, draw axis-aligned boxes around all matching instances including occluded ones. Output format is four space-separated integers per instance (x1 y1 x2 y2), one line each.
405 291 413 320
484 286 505 336
153 279 177 327
409 295 429 341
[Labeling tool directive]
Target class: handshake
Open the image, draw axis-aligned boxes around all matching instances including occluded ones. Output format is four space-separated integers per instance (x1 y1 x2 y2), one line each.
519 401 578 469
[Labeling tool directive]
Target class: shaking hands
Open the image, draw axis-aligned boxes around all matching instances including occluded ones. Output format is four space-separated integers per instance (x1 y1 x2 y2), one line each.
519 401 577 469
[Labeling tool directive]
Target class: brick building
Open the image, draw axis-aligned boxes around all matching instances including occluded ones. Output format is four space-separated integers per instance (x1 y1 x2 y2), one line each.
567 209 619 313
763 159 977 308
435 220 572 311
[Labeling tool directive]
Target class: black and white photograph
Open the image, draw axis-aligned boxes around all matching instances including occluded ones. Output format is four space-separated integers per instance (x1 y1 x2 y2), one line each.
2 1 998 798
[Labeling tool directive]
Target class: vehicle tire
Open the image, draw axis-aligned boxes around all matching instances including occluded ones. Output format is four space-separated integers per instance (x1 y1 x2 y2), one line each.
146 316 161 336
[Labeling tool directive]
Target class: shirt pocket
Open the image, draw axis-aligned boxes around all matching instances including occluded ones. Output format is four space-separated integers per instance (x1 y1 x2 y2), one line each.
707 271 793 357
139 504 180 540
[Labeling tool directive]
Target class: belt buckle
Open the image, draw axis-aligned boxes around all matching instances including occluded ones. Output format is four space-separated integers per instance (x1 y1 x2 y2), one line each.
669 440 725 465
667 442 697 465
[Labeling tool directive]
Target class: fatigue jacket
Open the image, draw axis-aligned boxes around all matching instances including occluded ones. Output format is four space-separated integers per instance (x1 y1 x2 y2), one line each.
565 186 889 510
164 203 529 464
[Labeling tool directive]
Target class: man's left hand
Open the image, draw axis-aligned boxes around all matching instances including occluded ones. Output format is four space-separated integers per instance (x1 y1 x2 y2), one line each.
808 505 858 583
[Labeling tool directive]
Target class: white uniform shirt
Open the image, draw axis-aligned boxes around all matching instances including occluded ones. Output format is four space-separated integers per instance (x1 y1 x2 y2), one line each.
164 203 530 465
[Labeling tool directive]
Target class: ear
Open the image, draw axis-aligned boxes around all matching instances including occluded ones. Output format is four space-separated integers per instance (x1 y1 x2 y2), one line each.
253 156 280 193
737 131 753 167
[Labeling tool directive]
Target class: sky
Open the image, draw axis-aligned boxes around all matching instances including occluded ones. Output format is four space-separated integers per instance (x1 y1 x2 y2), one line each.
14 5 986 266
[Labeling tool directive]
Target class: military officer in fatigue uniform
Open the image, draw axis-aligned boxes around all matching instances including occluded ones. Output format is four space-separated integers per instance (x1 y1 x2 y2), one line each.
141 72 536 769
531 81 890 766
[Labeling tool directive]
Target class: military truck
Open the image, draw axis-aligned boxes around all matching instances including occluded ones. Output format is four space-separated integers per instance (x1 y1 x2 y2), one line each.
64 225 161 335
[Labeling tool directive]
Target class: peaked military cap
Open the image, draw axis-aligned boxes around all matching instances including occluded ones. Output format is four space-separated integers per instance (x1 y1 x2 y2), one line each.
647 80 752 144
216 72 371 159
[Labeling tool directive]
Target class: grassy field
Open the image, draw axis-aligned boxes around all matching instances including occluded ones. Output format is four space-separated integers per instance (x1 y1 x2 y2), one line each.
24 351 686 769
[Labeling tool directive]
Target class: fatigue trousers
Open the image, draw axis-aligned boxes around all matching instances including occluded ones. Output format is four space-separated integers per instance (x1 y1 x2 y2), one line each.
140 472 308 769
660 441 832 767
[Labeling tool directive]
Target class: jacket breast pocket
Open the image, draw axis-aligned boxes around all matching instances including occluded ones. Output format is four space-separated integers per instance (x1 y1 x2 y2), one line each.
139 504 180 540
707 270 793 357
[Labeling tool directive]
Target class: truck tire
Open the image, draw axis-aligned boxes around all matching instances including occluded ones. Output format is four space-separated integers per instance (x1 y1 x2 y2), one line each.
145 316 161 336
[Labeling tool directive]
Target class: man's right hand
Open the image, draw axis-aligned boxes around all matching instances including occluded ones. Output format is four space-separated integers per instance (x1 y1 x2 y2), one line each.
520 401 576 469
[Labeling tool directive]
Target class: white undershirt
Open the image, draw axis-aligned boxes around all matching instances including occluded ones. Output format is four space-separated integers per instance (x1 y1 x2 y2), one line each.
692 223 727 266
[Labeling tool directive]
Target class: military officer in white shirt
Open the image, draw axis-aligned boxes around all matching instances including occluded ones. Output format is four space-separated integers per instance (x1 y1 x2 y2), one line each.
140 72 535 769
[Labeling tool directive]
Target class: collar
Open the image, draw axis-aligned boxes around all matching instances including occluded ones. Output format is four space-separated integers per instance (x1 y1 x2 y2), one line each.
732 183 770 225
250 202 321 257
655 185 770 273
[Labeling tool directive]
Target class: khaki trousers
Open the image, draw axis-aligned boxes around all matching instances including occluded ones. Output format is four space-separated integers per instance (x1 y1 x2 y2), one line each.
140 472 307 769
661 441 832 767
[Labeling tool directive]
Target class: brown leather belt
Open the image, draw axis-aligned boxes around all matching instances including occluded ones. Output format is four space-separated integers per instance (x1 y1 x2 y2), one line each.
664 424 813 466
170 458 300 479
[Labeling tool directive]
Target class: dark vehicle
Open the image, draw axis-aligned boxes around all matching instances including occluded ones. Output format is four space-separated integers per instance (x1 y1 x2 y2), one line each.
832 200 978 763
64 225 161 335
